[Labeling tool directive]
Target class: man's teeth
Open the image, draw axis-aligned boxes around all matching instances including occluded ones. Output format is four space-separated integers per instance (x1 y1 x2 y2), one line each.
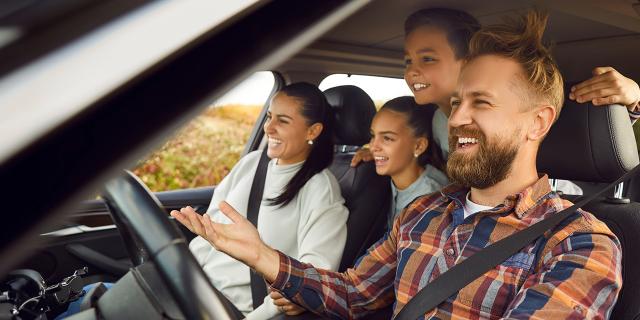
413 83 430 90
458 137 478 144
268 138 282 144
374 156 388 161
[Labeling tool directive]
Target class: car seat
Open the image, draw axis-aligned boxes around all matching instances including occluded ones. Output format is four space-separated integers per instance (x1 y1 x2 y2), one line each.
537 85 640 319
323 85 391 272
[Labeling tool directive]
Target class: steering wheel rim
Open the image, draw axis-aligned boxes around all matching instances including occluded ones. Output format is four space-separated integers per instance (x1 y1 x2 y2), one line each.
102 170 235 320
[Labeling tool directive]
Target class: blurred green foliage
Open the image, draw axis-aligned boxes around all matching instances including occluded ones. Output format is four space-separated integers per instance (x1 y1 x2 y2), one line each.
133 105 261 191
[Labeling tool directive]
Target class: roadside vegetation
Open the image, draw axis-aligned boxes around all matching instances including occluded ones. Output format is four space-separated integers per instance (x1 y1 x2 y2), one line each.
133 105 261 191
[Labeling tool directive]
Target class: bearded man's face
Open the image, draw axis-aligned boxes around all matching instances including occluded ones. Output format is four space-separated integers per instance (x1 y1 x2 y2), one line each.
447 126 519 189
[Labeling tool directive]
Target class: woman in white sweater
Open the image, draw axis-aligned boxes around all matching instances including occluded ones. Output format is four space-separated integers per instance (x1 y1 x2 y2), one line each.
173 82 348 319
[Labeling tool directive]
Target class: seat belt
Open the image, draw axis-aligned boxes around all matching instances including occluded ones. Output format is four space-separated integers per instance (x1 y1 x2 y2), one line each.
395 164 640 320
247 148 270 310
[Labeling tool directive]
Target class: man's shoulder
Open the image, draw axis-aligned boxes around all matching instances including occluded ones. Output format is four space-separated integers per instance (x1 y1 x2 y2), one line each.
522 193 615 238
555 198 616 239
534 197 620 267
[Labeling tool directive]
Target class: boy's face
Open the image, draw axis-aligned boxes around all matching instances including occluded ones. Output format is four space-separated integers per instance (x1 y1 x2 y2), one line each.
404 26 463 114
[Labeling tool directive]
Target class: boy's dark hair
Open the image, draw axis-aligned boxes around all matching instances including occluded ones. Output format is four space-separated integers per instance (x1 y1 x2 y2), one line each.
404 8 481 59
268 82 335 207
380 96 446 172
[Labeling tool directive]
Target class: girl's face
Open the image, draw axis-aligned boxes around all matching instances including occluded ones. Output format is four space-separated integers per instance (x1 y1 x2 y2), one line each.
404 26 463 115
369 109 427 178
263 92 322 165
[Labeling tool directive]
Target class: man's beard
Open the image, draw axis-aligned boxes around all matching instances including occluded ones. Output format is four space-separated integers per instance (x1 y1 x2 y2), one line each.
446 127 519 189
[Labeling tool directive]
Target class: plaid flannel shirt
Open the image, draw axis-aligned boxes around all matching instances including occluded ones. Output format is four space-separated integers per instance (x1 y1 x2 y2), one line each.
271 175 622 319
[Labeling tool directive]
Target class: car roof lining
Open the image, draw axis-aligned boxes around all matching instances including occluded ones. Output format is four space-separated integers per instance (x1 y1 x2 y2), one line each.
277 0 640 83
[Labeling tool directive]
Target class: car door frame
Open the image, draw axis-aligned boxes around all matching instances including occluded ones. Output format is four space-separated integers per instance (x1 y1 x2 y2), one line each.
0 0 369 276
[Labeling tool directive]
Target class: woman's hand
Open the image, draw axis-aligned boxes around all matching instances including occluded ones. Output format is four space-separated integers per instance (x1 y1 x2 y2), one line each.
170 201 280 281
350 147 373 167
270 291 306 316
570 66 640 111
170 206 208 237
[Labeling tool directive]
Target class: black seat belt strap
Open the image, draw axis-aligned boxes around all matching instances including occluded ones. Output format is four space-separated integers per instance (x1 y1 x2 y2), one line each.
247 149 270 310
395 164 640 320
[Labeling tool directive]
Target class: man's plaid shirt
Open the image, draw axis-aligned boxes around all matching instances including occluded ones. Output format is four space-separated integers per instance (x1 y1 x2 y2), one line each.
271 175 622 319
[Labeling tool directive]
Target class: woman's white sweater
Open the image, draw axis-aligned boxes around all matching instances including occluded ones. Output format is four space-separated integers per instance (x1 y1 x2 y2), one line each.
189 151 348 319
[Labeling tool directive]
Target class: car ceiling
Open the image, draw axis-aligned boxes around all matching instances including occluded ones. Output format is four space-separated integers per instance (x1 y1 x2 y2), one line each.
280 0 640 84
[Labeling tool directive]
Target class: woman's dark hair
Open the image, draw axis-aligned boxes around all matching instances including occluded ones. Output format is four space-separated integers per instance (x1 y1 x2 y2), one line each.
380 96 446 172
268 82 335 207
404 8 480 59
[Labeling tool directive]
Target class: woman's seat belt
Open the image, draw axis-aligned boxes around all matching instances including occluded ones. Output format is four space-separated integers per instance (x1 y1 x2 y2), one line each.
247 149 270 309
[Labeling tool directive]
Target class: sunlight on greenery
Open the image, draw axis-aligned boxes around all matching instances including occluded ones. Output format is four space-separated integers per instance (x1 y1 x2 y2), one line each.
133 105 261 191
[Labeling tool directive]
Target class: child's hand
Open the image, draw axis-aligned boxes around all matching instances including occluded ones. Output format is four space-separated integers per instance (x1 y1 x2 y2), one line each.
570 66 640 111
350 147 373 167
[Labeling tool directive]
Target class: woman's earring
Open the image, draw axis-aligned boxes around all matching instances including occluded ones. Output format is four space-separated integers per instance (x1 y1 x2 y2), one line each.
414 152 419 158
308 140 314 145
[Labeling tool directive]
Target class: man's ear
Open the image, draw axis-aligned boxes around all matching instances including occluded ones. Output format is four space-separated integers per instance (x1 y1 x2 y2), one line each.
307 123 323 141
415 137 429 156
528 105 556 141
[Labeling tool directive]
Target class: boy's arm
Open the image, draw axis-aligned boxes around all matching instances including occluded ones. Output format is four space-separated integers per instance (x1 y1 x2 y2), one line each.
569 66 640 123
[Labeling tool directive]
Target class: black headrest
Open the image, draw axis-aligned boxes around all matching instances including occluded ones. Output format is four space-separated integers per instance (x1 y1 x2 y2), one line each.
537 86 639 183
323 85 376 146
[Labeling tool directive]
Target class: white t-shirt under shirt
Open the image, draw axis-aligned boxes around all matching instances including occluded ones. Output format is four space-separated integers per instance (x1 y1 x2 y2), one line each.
463 192 494 220
189 151 348 319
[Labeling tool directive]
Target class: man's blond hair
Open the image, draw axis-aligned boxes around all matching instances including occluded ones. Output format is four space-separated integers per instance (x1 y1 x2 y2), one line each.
468 11 564 119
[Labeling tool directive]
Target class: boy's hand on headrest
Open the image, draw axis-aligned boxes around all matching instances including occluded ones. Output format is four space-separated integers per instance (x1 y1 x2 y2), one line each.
570 66 640 112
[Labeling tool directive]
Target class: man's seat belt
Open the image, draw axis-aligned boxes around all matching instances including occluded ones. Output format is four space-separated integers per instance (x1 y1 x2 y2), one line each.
395 165 640 320
247 149 270 309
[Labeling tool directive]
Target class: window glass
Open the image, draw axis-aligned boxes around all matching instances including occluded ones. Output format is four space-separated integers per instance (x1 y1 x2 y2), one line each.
134 71 275 191
319 74 412 108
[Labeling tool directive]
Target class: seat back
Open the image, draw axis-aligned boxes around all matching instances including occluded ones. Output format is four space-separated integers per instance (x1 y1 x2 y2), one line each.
323 85 391 271
538 85 640 319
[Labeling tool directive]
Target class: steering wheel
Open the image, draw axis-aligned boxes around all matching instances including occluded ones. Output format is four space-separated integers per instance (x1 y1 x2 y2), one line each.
102 170 235 320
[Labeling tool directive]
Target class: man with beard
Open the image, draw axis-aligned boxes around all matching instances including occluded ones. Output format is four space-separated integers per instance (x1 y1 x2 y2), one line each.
172 11 622 319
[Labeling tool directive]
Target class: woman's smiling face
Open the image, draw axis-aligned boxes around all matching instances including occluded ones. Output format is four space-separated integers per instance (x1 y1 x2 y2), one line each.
263 92 317 165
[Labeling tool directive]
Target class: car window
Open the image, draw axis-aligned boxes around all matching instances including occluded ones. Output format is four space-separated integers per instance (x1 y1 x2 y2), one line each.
319 73 412 108
134 71 275 191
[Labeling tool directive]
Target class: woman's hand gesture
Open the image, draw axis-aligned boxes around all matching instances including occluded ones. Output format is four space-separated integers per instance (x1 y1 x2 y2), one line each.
171 201 280 281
